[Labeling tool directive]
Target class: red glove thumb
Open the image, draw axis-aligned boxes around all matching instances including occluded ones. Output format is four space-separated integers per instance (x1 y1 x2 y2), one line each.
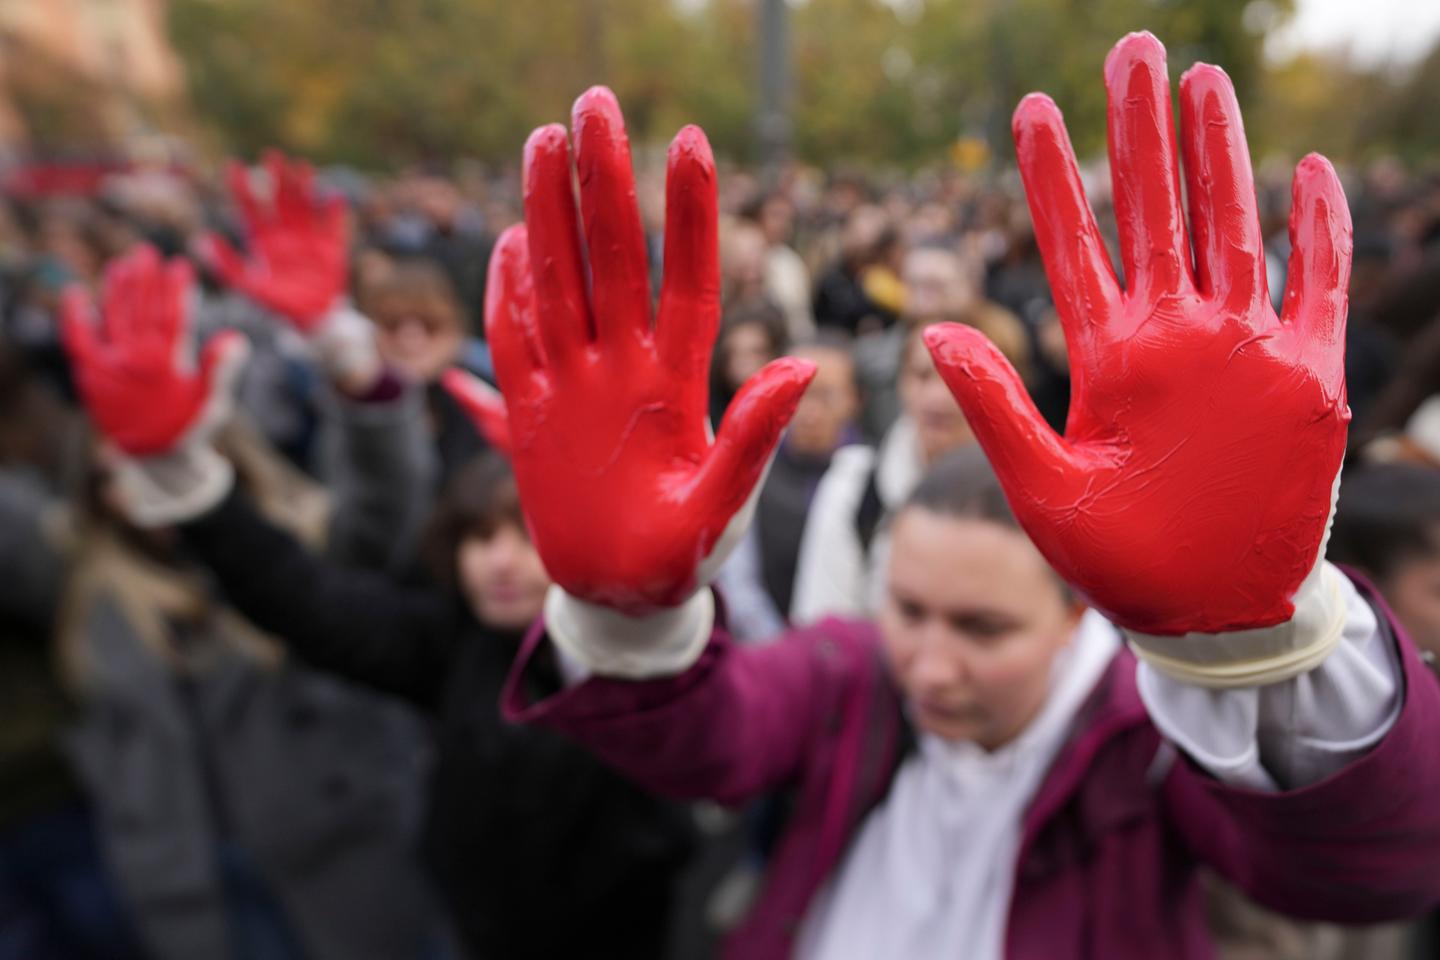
923 324 1083 489
692 356 815 533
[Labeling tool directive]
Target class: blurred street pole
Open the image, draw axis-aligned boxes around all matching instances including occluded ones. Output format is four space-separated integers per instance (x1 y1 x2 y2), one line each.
986 0 1013 167
757 0 790 186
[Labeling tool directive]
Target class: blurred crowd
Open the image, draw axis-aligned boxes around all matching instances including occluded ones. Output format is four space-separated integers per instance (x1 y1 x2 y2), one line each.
1 143 1439 960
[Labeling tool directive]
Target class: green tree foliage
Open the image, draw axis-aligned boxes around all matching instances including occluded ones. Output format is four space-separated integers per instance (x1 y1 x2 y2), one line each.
170 0 752 167
185 0 1440 173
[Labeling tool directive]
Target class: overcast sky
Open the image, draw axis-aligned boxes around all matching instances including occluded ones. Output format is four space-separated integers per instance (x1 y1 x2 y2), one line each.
1268 0 1440 67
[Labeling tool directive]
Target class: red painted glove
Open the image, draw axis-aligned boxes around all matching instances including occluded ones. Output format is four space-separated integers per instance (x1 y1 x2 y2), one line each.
925 34 1351 652
61 246 248 527
202 150 348 333
62 246 247 457
485 88 814 615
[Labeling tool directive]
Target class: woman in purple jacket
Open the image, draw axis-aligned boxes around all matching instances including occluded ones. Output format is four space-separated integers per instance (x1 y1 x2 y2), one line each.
471 30 1440 960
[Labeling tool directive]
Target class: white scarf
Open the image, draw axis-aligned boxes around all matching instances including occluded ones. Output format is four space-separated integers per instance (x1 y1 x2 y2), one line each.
796 610 1120 960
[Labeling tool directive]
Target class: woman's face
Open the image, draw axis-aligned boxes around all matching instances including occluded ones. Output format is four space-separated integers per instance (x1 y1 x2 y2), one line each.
879 508 1082 750
370 291 464 383
456 522 551 631
722 323 776 393
787 344 860 456
898 331 972 463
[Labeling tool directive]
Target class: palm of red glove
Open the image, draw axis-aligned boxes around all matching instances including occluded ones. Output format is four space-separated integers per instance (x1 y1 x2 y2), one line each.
204 151 347 331
925 33 1352 636
61 247 244 456
485 89 814 614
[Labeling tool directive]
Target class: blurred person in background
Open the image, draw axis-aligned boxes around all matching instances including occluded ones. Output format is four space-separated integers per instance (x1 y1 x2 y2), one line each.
0 343 145 960
717 331 862 643
207 155 492 503
1329 463 1440 960
793 239 1029 625
358 255 494 485
721 217 781 316
856 243 1029 439
791 321 975 623
58 231 446 960
1329 463 1440 661
1198 460 1440 960
813 203 900 335
743 192 814 343
62 244 697 960
709 300 791 430
373 172 492 331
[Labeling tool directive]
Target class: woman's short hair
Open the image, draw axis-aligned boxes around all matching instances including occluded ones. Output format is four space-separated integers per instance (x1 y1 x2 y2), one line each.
903 445 1018 529
902 446 1074 600
422 451 525 588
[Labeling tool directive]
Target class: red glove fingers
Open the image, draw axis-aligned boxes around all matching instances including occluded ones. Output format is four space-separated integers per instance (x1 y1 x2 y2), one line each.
62 246 247 457
484 89 814 614
203 150 348 332
927 32 1352 637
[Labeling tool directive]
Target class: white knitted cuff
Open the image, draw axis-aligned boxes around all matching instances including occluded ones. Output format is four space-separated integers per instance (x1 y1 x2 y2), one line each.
310 304 381 387
1126 560 1349 689
114 445 235 528
543 586 715 680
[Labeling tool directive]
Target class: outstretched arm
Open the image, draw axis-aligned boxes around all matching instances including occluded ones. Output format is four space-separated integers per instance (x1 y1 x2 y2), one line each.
927 31 1440 917
182 486 455 709
448 88 834 803
62 246 456 710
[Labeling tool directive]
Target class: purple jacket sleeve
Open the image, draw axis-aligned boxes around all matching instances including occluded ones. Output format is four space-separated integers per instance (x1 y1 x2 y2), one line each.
1162 587 1440 922
502 607 877 806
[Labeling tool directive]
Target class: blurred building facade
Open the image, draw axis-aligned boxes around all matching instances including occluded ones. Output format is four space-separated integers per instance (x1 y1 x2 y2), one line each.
0 0 184 150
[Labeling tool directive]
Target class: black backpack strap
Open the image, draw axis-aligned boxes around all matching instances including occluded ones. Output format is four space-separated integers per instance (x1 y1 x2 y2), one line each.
854 462 884 557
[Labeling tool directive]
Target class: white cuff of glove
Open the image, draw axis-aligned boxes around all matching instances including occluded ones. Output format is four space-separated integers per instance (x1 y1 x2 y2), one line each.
539 435 776 682
1139 572 1399 790
544 586 715 680
1125 559 1350 689
310 304 382 387
114 445 235 528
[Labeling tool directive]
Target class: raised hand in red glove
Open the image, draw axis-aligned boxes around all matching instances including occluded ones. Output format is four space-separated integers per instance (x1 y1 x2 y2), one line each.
924 33 1352 684
202 150 348 333
62 246 247 456
484 88 814 618
61 246 248 525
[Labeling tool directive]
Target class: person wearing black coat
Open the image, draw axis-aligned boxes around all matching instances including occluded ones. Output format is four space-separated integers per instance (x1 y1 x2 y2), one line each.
179 452 695 960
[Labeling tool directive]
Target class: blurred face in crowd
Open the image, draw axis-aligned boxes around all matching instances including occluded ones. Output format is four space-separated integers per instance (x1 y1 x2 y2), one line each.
367 278 465 383
1379 544 1440 656
902 247 977 326
879 507 1082 750
841 205 890 268
720 321 778 394
787 342 859 456
722 221 769 297
899 329 972 464
759 195 796 246
456 521 550 631
415 178 462 231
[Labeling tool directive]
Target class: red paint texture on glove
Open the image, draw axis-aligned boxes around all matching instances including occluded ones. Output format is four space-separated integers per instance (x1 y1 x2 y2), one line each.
925 32 1352 636
481 88 814 614
204 150 348 332
61 246 244 456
